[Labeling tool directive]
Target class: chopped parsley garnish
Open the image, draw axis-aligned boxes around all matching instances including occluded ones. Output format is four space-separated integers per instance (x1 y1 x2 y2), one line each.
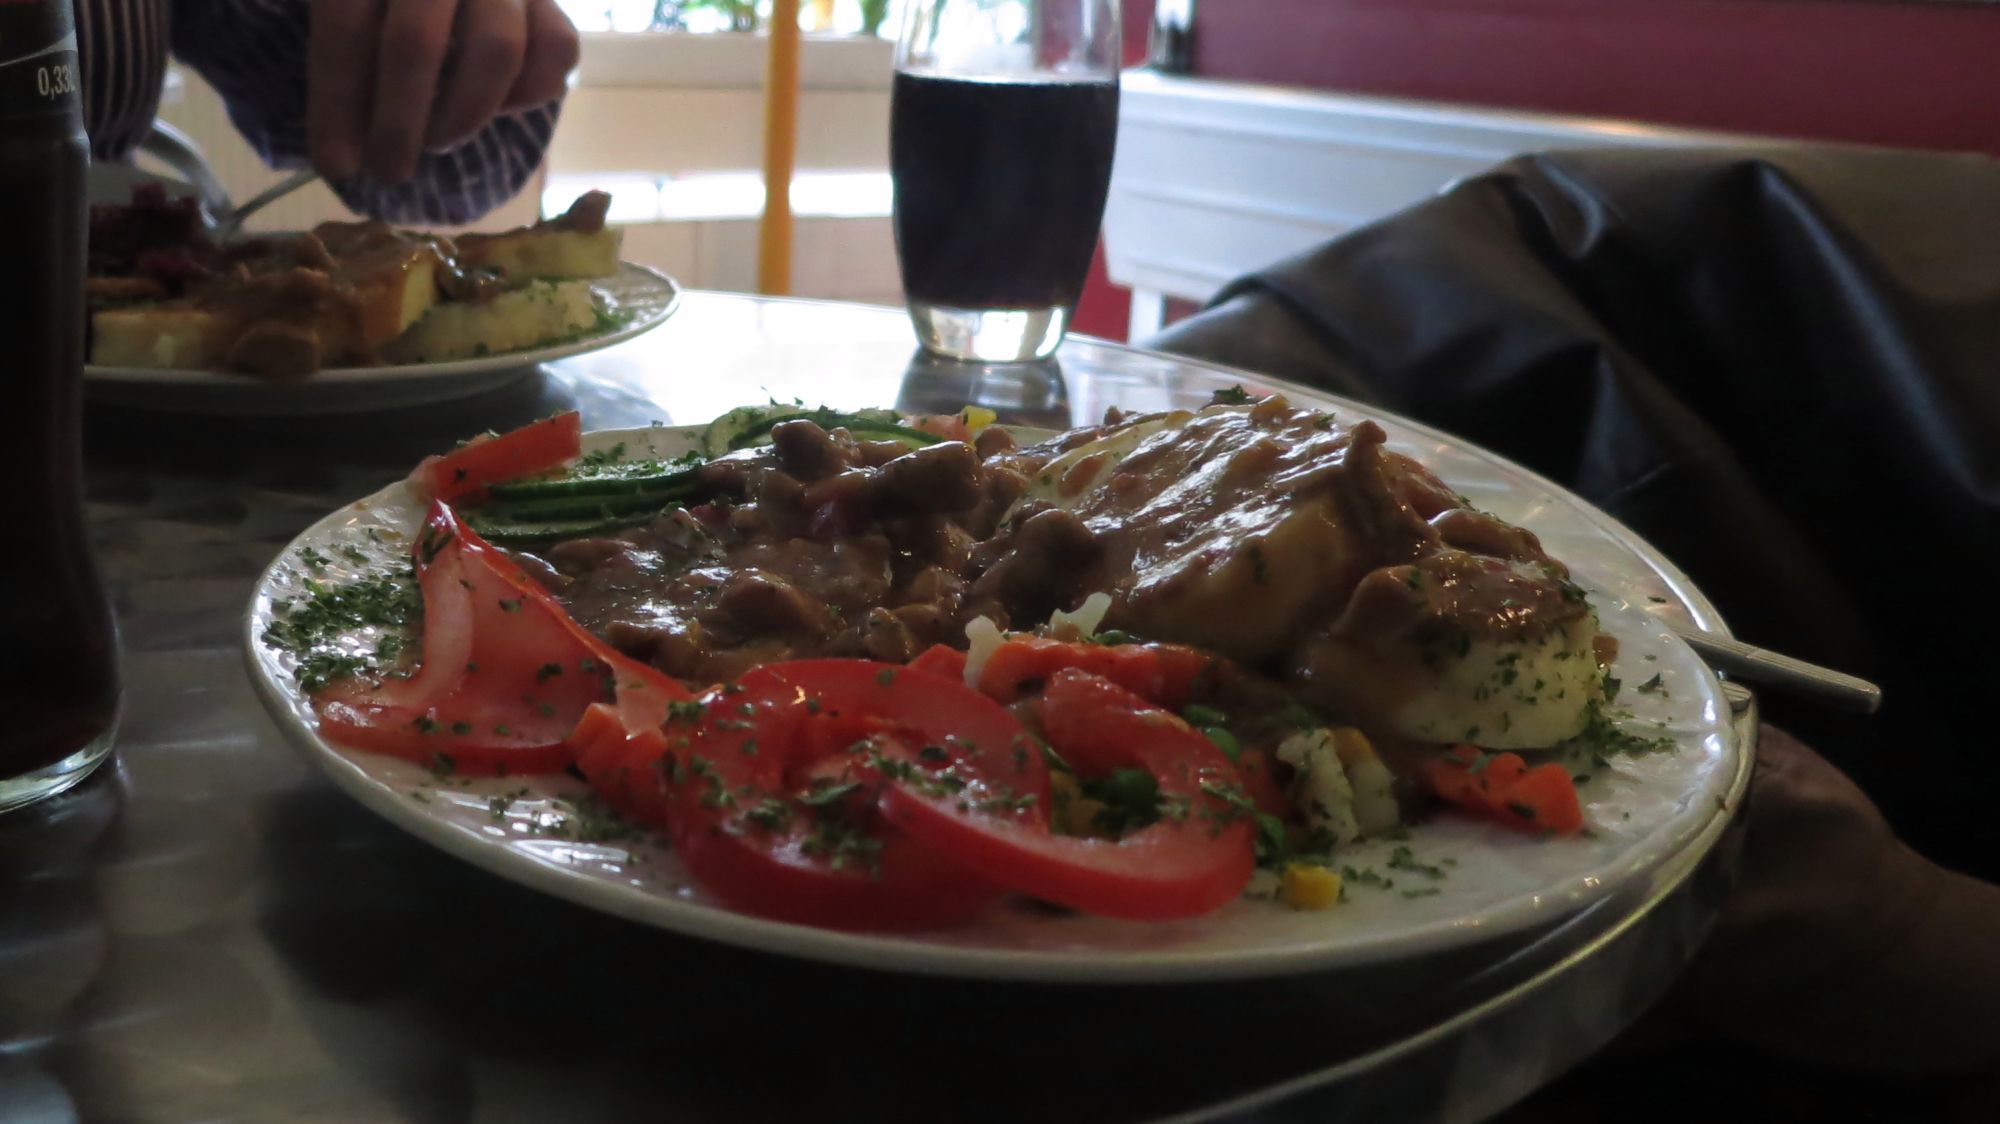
1386 845 1447 880
1080 767 1164 836
797 780 861 808
1559 701 1674 758
1199 780 1289 867
1208 385 1255 406
578 442 628 469
536 793 645 844
262 568 422 692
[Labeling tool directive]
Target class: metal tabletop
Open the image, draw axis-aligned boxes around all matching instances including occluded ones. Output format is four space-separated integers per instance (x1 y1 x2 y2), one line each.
1 292 1751 1123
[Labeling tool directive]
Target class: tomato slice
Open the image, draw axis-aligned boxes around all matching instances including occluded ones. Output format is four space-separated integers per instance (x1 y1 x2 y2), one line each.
419 411 582 502
317 501 691 776
903 413 974 442
661 661 1020 931
1233 747 1290 820
569 658 693 825
1423 745 1584 835
977 636 1221 710
881 669 1256 921
907 642 969 682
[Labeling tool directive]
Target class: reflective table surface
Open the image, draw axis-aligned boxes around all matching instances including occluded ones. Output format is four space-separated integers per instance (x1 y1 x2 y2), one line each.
2 293 1750 1123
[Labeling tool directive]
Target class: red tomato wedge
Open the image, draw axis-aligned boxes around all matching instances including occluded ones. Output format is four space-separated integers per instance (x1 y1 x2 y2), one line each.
317 501 691 776
907 642 968 682
659 661 1020 931
1234 747 1290 820
976 636 1221 710
573 716 674 826
881 669 1256 921
1422 745 1584 835
419 411 582 502
568 658 693 825
904 413 973 442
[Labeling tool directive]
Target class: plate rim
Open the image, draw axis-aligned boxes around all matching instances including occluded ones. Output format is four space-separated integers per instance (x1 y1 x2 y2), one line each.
85 261 681 387
242 415 1743 983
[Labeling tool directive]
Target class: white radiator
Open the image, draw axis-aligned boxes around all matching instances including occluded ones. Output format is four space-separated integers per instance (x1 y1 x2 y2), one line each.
1103 70 1766 337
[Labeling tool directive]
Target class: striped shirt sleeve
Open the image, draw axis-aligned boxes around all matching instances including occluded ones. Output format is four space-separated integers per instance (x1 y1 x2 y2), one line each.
78 0 173 164
167 0 561 224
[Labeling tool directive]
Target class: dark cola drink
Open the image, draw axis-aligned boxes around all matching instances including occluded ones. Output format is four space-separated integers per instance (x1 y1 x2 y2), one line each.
892 70 1118 362
0 0 120 811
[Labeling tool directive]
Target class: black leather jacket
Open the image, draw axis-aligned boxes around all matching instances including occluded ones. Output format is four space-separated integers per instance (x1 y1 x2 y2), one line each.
1152 147 2000 881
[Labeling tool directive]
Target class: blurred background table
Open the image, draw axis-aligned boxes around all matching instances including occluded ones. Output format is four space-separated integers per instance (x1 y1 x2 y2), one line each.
0 292 1749 1123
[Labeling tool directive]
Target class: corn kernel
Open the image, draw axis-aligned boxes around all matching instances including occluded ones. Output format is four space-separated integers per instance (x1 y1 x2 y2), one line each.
1281 863 1342 910
1330 727 1377 768
1063 797 1107 837
958 406 999 433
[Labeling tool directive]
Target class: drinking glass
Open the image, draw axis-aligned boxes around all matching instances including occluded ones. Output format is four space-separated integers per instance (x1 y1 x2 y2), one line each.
892 0 1121 362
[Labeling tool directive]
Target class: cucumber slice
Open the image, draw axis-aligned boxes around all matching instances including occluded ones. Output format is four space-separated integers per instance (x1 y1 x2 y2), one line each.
463 509 660 543
486 462 703 502
726 411 939 453
702 404 802 457
836 422 946 449
702 404 914 456
472 487 694 524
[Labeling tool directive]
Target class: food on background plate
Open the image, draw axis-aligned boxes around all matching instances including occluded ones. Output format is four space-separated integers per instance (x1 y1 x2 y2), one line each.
86 187 626 378
264 393 1668 931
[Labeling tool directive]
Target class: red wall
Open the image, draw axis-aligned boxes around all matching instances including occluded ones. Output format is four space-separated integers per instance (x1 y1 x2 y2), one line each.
1073 0 2000 341
1196 0 2000 157
1070 0 1155 341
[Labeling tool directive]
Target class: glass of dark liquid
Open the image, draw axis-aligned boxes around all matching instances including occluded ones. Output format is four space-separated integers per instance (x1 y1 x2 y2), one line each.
892 0 1120 363
0 0 121 812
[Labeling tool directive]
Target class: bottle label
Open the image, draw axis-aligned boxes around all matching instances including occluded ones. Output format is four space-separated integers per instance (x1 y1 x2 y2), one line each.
0 0 80 120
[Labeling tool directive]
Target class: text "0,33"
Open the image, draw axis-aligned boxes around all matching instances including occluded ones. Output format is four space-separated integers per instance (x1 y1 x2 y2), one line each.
37 64 77 99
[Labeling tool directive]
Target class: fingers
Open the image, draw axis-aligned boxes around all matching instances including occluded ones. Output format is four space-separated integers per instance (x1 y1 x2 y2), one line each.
313 0 576 182
502 0 579 111
363 0 460 183
423 0 529 153
308 0 384 178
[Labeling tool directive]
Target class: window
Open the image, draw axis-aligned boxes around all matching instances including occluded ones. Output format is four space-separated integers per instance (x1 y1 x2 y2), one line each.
555 0 900 37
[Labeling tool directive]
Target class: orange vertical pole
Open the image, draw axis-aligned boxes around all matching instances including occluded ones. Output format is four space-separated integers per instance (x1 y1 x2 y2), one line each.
757 0 802 295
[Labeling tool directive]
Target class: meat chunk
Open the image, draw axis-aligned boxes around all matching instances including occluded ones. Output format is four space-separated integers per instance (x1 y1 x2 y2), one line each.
1029 398 1601 747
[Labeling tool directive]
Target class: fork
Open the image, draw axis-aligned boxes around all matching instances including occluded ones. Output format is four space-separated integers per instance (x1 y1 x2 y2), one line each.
210 167 322 241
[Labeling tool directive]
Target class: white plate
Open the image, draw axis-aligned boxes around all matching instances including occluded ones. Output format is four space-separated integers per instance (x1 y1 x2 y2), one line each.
244 418 1740 982
87 263 680 416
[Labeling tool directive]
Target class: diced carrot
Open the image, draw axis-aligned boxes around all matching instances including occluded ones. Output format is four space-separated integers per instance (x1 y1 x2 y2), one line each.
1472 752 1529 797
1423 745 1491 810
1423 747 1583 836
1497 763 1585 835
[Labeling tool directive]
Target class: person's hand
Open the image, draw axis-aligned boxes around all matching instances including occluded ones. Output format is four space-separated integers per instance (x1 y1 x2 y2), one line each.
307 0 580 184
